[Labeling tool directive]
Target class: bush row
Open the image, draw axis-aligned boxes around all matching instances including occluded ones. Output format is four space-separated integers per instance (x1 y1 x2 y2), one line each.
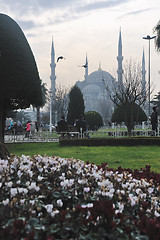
60 137 160 146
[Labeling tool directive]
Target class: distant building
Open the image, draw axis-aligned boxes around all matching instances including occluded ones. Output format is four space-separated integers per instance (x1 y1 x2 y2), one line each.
76 63 116 123
50 29 146 123
23 107 37 122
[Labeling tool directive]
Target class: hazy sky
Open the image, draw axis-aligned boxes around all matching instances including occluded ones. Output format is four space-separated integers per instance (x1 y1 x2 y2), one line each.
1 0 160 96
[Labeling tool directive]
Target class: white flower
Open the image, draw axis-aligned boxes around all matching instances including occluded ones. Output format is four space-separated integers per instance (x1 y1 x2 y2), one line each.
28 182 40 191
0 182 2 188
87 203 93 208
60 179 69 187
30 200 35 205
148 187 154 194
17 180 21 185
27 170 33 178
38 176 43 181
110 188 115 194
26 181 30 186
121 190 125 195
38 167 43 173
86 210 91 219
6 181 13 188
136 188 142 195
57 199 63 207
18 188 24 194
45 204 54 213
51 210 59 217
118 202 124 212
117 178 122 182
17 170 23 178
2 198 9 206
154 210 160 217
20 199 25 205
81 204 87 208
84 187 90 193
10 188 18 197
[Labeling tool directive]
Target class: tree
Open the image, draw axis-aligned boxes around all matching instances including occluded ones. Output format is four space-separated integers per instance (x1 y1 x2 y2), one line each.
107 60 148 136
45 85 69 125
112 103 147 130
154 20 160 51
54 85 69 121
85 111 103 130
6 110 30 125
67 86 85 124
0 14 42 142
36 80 48 129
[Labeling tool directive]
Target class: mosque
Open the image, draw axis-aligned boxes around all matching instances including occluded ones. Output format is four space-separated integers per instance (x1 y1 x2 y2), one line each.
50 30 146 124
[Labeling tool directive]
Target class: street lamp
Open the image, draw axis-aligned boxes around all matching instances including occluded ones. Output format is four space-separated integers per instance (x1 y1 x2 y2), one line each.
49 90 52 133
143 35 156 118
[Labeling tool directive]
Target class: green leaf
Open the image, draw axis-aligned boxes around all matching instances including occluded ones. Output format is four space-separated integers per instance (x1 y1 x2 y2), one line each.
81 225 88 232
116 227 124 234
28 218 39 227
52 191 61 198
49 223 61 234
4 219 14 227
60 230 70 239
135 235 149 240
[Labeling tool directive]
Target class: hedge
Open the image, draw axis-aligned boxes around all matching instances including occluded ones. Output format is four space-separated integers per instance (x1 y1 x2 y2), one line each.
60 137 160 146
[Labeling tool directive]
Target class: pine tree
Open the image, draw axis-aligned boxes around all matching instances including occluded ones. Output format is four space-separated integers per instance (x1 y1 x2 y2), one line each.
67 86 85 124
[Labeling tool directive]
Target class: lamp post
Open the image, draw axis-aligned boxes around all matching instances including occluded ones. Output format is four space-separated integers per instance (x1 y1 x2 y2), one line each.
49 90 52 133
143 35 156 118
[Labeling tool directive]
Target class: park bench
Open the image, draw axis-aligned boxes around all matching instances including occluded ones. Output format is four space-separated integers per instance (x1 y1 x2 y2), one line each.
56 125 79 139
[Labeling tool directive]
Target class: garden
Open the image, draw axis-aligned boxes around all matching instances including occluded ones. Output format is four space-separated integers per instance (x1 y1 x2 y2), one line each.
0 147 160 239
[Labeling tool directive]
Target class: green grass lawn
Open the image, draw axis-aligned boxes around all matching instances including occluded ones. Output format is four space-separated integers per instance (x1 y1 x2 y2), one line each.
6 142 160 173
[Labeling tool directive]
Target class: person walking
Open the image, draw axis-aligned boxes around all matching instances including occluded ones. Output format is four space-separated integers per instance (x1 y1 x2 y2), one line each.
151 106 158 135
25 121 31 138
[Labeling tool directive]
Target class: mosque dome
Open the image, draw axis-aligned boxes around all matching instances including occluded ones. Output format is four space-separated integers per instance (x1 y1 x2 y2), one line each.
86 67 114 85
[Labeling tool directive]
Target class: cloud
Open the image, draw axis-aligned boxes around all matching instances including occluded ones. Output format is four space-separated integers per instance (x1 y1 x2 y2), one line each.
17 20 36 30
78 0 130 12
1 0 131 30
38 0 75 9
119 8 153 18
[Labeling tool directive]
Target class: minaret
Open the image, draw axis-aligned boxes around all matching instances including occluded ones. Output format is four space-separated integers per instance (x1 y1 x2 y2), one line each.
142 49 146 97
117 28 123 85
50 38 56 99
84 53 88 80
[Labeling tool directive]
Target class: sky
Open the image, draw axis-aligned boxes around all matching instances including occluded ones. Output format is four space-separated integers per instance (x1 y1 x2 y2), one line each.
1 0 160 97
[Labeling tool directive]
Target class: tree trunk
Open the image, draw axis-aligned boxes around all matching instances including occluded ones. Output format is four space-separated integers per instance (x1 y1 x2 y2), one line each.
0 100 5 143
124 103 134 137
37 106 40 129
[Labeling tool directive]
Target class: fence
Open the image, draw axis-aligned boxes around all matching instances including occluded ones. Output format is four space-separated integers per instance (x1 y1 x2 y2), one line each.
4 128 159 143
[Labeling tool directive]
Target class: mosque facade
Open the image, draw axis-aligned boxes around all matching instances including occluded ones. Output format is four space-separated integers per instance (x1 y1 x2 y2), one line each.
50 30 146 124
76 63 116 123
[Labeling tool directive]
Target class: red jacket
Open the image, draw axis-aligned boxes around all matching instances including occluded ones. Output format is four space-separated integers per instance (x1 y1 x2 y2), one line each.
26 123 31 132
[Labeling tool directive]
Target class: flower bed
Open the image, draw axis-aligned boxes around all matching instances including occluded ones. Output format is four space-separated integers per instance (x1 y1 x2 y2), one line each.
0 155 160 240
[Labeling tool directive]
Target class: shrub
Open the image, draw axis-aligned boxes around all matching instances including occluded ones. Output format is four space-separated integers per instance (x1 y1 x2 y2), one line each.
85 111 103 130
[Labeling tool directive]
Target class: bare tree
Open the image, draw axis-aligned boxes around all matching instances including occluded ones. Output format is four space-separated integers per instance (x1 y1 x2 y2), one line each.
54 85 69 121
106 59 149 136
46 85 69 125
